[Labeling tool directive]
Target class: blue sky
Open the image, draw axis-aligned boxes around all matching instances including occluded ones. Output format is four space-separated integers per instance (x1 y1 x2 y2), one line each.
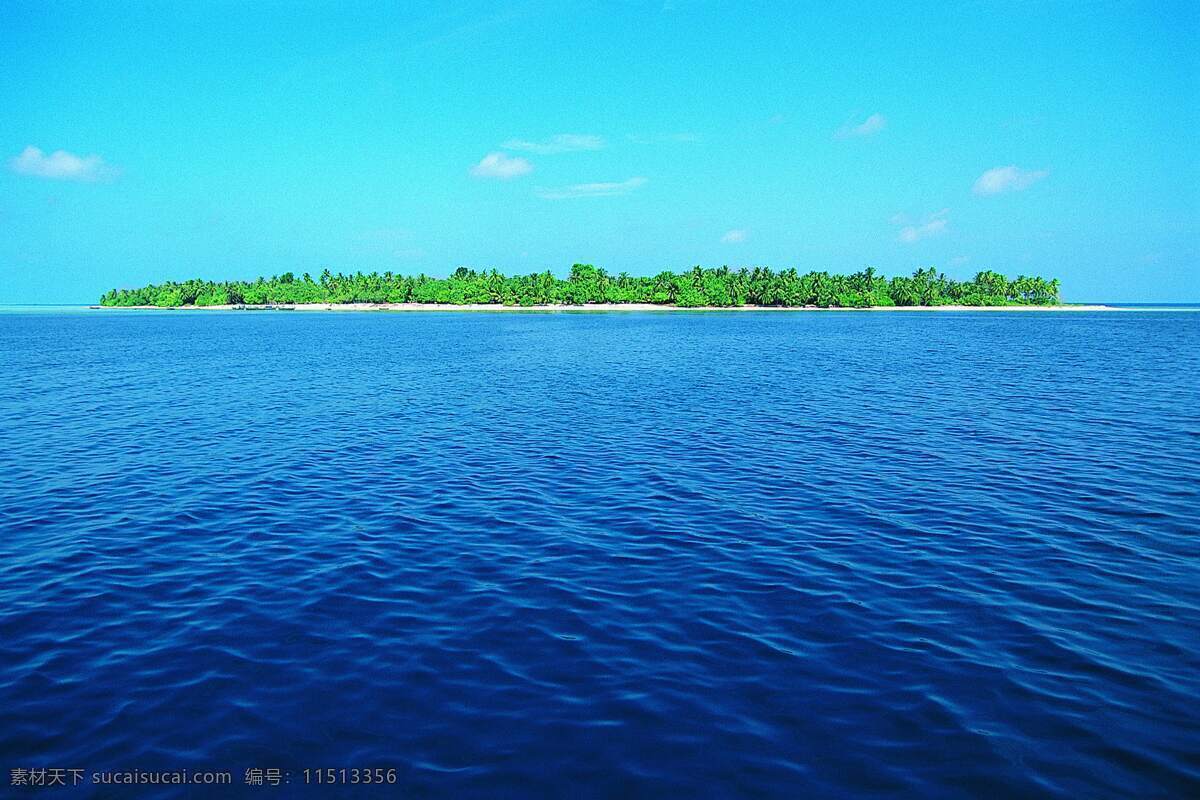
1 1 1197 303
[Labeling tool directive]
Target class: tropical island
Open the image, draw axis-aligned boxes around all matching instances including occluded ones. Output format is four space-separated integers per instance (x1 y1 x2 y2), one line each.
99 265 1070 309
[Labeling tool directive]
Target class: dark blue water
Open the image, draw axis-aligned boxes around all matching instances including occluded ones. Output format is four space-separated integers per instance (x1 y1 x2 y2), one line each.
1 308 1197 798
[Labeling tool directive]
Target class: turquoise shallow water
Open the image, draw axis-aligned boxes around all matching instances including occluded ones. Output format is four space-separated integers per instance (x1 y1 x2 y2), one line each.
0 308 1197 797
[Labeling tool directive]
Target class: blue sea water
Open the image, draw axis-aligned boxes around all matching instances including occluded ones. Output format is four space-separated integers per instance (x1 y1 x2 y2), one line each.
0 307 1197 798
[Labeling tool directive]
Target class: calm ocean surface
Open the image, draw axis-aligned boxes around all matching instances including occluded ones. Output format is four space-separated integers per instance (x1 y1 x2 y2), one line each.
1 307 1197 798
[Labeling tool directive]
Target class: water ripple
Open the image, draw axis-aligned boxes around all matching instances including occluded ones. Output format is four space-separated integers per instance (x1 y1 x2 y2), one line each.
0 309 1198 797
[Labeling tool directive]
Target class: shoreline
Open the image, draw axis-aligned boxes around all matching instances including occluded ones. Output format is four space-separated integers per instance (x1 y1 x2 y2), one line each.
89 302 1119 313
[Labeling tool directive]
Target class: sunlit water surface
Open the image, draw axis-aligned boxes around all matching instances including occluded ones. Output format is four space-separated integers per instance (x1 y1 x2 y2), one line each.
1 308 1197 798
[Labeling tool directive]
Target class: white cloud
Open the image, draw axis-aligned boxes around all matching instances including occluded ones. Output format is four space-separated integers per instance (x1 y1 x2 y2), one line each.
470 152 533 179
627 132 700 145
972 165 1047 195
501 134 605 154
897 209 949 243
950 255 971 266
835 113 886 139
537 176 647 200
10 146 115 181
721 229 748 243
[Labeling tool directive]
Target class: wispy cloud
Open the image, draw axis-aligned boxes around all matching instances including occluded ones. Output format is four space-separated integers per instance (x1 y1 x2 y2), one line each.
720 229 747 243
627 132 700 145
835 113 886 140
537 176 647 200
470 152 533 179
10 146 116 182
501 134 605 154
973 165 1048 195
896 209 949 243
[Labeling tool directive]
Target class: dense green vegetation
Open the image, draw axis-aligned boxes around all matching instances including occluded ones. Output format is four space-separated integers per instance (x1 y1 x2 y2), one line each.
100 265 1061 308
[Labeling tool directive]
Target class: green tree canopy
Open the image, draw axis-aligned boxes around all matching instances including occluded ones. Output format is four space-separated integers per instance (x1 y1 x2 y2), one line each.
100 266 1063 309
